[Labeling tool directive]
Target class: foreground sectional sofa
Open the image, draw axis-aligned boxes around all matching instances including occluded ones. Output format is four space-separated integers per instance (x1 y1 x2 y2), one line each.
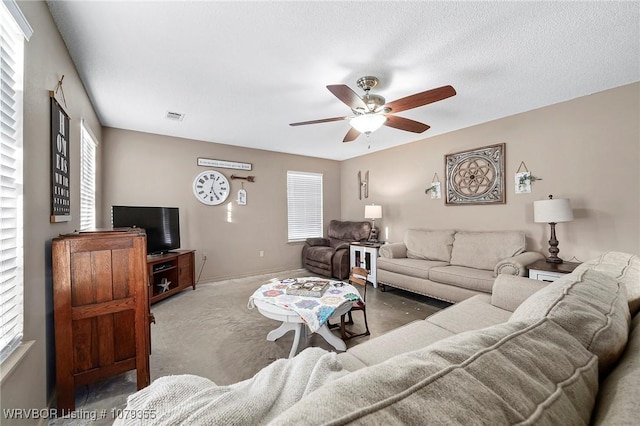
377 229 544 302
119 251 639 425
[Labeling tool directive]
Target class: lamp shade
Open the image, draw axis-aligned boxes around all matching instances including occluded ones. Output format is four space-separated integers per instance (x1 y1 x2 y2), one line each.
364 204 382 220
534 197 573 223
350 114 387 134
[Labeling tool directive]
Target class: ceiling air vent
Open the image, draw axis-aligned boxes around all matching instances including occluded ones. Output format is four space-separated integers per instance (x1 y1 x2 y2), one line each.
166 111 185 121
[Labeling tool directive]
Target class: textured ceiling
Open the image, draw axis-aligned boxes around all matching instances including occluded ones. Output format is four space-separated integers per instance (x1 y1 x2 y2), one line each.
47 1 640 161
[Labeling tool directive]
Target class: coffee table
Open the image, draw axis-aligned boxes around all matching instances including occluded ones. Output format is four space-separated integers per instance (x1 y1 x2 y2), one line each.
249 277 362 358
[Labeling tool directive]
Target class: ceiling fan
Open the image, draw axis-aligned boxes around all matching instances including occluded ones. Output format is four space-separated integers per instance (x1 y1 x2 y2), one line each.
289 76 456 142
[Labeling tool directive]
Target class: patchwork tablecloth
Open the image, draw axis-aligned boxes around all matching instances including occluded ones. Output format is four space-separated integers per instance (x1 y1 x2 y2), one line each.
248 277 363 333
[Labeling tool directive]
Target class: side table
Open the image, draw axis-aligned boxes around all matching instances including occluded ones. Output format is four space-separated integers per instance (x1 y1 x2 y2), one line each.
528 259 581 282
350 242 383 288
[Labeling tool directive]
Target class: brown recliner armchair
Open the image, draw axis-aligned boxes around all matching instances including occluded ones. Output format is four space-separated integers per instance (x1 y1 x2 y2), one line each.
301 220 372 280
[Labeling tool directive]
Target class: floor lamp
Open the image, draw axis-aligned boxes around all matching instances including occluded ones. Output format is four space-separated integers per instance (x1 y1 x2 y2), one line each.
534 195 574 263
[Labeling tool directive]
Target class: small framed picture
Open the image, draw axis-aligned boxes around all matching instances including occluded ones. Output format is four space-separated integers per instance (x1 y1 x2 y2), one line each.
237 188 247 205
515 172 532 194
430 182 441 199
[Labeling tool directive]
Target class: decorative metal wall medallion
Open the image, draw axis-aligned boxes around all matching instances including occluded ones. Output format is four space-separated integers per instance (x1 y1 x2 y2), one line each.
445 143 505 205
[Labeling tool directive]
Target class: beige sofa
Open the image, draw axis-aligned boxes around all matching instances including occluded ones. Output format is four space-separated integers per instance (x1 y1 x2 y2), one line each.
120 251 639 425
377 229 544 302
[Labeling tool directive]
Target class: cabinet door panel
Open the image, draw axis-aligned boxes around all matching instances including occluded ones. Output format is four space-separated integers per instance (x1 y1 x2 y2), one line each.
113 310 136 360
178 253 194 286
112 248 132 299
97 314 115 366
70 251 95 306
72 317 98 373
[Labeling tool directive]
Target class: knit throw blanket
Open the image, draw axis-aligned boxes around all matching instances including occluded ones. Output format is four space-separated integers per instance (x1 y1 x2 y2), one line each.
120 348 348 425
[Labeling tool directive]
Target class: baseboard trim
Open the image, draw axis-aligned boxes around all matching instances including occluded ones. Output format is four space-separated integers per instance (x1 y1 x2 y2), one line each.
200 267 308 284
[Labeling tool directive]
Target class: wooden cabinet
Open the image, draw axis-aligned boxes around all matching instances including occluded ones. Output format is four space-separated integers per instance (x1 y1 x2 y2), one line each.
52 229 150 414
147 250 195 304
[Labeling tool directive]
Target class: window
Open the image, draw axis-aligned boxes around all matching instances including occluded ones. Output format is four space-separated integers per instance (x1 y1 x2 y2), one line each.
80 121 97 230
0 0 30 363
287 171 323 242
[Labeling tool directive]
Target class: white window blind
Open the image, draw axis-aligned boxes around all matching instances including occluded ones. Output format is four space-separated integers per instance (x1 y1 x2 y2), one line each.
287 171 323 242
80 120 97 231
0 1 26 363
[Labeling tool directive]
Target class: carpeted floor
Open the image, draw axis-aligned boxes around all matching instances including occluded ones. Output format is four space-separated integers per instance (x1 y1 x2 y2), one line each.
50 269 448 425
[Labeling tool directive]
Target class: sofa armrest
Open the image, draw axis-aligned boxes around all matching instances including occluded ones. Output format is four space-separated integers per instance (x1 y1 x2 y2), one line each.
305 237 329 247
494 251 545 276
491 275 549 312
379 242 407 259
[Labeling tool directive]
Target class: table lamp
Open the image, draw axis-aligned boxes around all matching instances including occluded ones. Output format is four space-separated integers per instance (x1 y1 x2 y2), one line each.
364 204 382 242
534 195 573 263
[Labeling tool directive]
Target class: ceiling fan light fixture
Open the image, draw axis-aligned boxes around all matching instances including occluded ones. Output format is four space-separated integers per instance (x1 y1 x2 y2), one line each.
350 114 387 134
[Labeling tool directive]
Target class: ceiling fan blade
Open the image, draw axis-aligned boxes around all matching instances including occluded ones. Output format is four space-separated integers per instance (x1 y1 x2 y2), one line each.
343 127 361 142
289 116 348 126
385 85 456 114
384 115 431 133
327 84 367 110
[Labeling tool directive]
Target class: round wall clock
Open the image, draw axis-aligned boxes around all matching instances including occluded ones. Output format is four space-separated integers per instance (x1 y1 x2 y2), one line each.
192 170 230 205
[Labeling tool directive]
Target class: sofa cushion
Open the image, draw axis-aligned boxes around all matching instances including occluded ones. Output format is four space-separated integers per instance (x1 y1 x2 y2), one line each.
377 257 448 280
591 313 640 425
427 294 512 334
573 251 640 316
377 269 482 303
510 268 630 373
328 237 349 250
303 246 334 265
337 320 455 369
404 229 455 262
450 231 525 271
428 265 496 293
272 318 598 425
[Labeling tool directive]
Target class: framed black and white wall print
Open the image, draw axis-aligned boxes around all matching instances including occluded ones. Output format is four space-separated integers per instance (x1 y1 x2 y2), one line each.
445 143 506 205
50 92 71 222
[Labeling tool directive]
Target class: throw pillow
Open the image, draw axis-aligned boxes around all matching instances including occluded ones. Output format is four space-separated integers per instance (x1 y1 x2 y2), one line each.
404 229 455 262
449 231 525 271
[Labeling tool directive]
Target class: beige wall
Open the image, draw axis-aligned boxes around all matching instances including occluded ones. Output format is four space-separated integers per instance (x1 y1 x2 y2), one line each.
341 83 640 261
101 128 341 281
1 1 102 423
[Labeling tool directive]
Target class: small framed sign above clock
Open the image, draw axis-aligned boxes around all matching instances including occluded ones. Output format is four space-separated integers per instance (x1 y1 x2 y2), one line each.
192 170 230 205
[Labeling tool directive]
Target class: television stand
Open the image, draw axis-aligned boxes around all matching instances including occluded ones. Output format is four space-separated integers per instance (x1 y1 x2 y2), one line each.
147 250 195 304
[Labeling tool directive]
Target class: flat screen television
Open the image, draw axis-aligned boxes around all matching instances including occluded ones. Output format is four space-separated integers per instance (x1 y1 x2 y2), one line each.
112 206 181 255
